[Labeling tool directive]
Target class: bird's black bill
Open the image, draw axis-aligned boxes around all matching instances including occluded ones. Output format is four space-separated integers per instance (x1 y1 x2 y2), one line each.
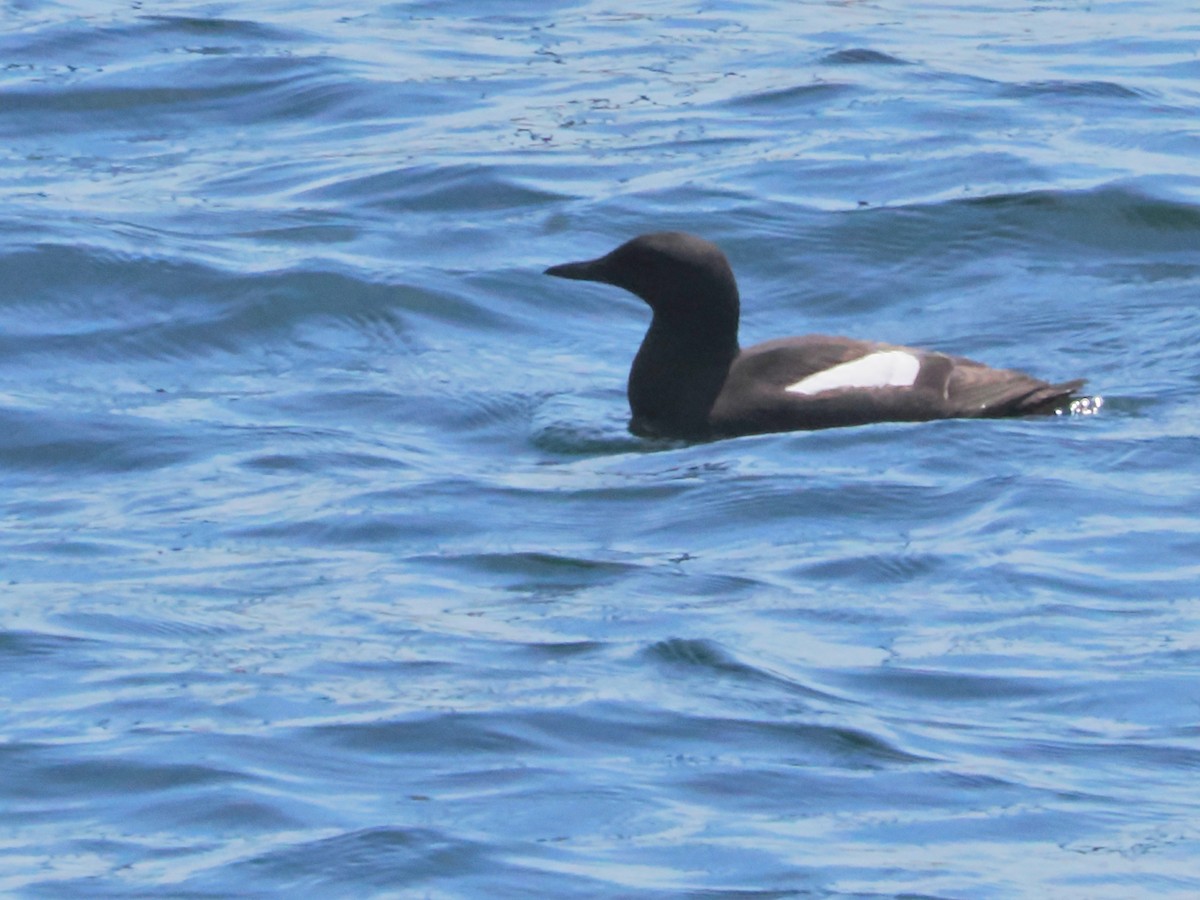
544 257 606 282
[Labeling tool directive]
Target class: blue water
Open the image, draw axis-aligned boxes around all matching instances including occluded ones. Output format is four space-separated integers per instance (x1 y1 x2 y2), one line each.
3 1 1200 896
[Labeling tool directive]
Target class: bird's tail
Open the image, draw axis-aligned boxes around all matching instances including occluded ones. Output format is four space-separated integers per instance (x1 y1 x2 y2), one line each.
1013 378 1088 415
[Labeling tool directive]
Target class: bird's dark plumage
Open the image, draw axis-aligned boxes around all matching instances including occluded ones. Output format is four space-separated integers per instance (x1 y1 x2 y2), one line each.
545 231 1086 440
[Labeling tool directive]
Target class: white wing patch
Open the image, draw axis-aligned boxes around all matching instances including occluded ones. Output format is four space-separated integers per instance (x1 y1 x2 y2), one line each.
785 350 921 396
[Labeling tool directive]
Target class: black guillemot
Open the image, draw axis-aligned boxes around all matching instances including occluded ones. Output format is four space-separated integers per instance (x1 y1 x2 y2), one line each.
545 231 1086 440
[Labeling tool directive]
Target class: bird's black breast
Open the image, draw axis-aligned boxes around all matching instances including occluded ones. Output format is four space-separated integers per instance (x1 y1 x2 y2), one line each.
627 322 736 439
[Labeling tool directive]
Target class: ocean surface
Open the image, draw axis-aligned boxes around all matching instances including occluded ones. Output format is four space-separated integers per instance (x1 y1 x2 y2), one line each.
3 1 1200 896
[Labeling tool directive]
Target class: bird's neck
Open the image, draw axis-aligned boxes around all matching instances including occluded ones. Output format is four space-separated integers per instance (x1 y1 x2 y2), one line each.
627 312 740 439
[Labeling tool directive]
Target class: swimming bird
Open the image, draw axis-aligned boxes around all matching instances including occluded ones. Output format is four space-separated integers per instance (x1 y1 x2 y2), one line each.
545 231 1085 440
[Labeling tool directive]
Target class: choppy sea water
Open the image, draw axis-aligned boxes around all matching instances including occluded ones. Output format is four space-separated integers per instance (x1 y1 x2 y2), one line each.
3 1 1200 896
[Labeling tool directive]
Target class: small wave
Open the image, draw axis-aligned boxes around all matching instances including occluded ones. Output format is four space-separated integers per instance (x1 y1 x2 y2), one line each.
645 637 844 703
961 185 1200 251
299 163 571 213
809 185 1200 275
1000 79 1145 101
0 13 304 84
0 629 96 658
0 241 532 365
197 825 526 896
414 550 641 594
795 550 947 585
820 48 909 66
529 393 646 456
838 665 1054 702
136 14 312 45
725 81 853 110
29 756 238 799
0 406 191 475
